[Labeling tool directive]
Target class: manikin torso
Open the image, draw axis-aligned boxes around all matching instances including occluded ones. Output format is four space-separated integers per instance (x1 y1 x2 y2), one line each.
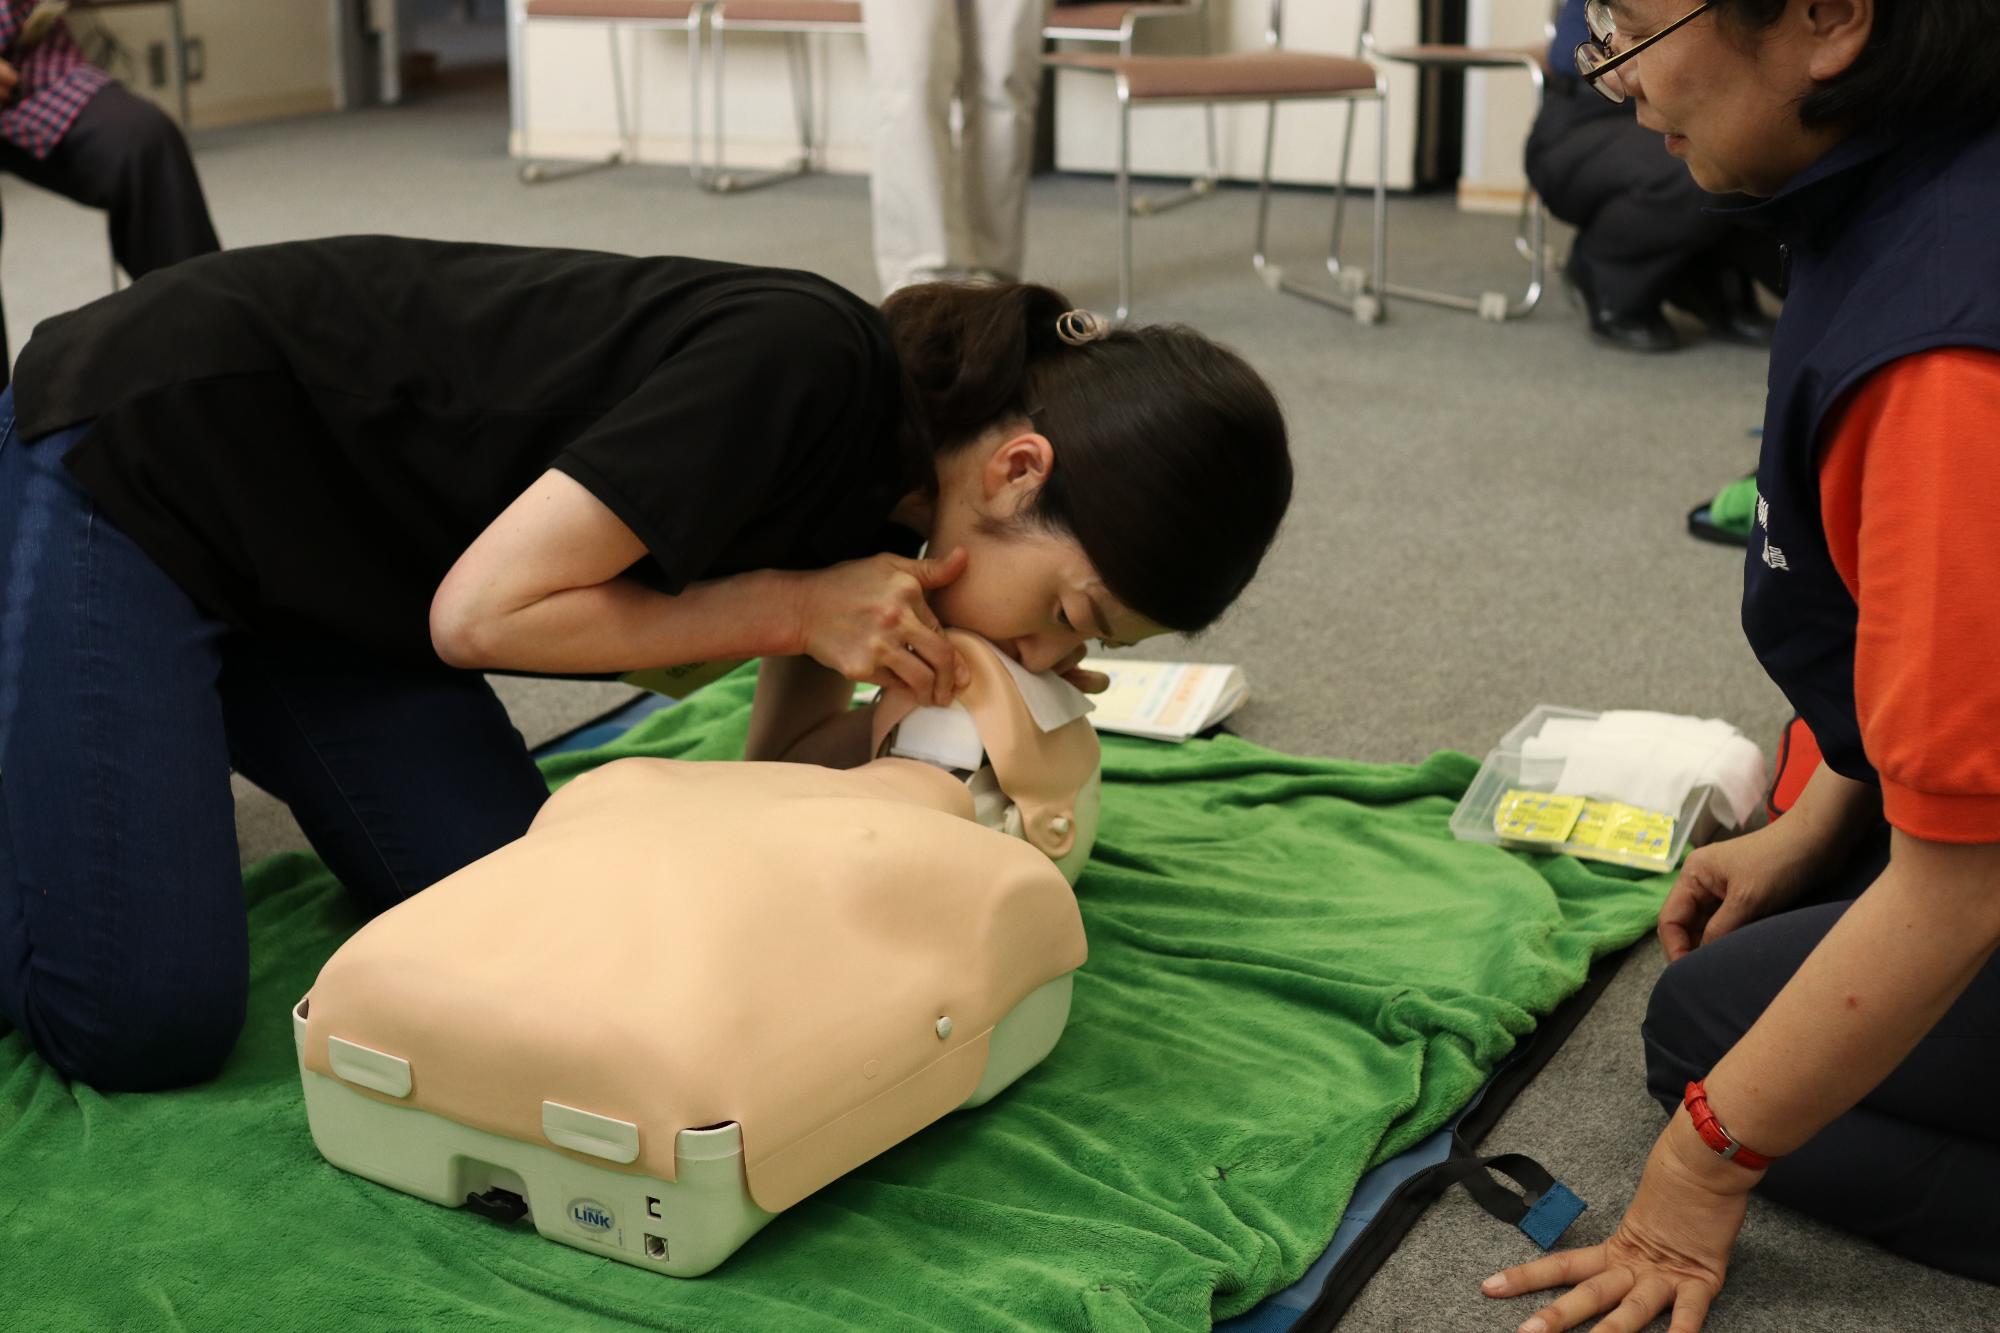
299 632 1100 1214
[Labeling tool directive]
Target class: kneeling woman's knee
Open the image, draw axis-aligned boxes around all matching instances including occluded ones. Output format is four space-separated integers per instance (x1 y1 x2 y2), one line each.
1640 952 1726 1113
27 968 247 1092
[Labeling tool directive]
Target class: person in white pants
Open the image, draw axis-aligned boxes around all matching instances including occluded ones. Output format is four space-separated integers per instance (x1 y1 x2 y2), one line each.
863 0 1049 296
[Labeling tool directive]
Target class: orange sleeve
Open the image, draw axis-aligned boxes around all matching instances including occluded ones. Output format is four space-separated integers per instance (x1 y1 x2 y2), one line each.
1818 347 2000 843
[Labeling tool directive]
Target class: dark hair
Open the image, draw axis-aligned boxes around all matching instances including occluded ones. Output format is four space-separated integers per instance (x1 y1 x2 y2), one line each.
1710 0 2000 131
881 281 1292 634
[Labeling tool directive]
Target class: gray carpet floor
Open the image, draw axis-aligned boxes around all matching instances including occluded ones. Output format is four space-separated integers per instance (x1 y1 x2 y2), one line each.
4 76 1990 1332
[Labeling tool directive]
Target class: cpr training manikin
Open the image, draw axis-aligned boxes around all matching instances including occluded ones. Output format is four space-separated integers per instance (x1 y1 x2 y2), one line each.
292 631 1100 1276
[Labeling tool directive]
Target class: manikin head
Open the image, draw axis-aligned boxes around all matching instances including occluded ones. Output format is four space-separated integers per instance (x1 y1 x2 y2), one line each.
870 630 1103 887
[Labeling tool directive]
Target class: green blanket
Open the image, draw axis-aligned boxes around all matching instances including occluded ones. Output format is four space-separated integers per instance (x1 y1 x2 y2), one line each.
1 676 1669 1331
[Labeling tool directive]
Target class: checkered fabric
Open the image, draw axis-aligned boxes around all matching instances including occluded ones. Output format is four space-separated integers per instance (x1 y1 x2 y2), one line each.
0 1 110 160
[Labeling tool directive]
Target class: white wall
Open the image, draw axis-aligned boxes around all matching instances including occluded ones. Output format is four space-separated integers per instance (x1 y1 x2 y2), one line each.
74 0 340 129
506 0 1426 188
1456 0 1555 214
502 0 1562 202
507 2 874 172
1051 1 1422 191
74 0 340 128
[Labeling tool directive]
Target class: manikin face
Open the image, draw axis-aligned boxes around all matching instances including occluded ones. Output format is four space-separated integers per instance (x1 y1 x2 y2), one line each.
1597 0 1867 197
920 427 1168 675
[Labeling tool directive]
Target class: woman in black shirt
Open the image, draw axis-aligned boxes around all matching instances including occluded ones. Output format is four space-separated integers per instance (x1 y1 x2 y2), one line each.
0 236 1291 1091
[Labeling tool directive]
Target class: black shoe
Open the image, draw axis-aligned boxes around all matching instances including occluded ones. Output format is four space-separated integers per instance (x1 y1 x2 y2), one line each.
1673 266 1777 347
1712 267 1778 346
1589 306 1680 352
1566 258 1679 353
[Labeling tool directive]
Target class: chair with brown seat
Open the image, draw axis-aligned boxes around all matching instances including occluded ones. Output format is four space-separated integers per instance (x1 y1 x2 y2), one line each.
703 0 864 192
1043 0 1219 216
514 0 713 186
512 0 856 194
1047 0 1388 325
1346 0 1557 321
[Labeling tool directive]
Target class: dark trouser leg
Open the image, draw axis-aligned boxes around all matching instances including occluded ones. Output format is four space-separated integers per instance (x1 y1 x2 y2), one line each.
218 643 552 917
1525 82 1746 318
0 383 544 1089
1641 830 2000 1281
0 392 247 1091
0 84 221 389
0 82 221 279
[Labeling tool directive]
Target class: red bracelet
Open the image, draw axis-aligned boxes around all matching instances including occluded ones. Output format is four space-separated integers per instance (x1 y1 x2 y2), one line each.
1683 1080 1776 1170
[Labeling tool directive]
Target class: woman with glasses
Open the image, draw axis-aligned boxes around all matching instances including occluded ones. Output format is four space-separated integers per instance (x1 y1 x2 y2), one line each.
1526 0 1780 351
1483 2 2000 1331
0 240 1292 1092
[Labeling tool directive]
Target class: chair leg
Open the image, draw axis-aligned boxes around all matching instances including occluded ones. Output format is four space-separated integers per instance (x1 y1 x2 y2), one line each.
518 22 628 184
700 24 818 193
1124 21 1218 218
788 32 817 170
1369 89 1388 319
1372 58 1550 321
1251 98 1280 283
1516 191 1547 316
1323 92 1362 292
1201 32 1220 183
1252 96 1382 326
1116 95 1134 323
688 12 708 184
612 25 634 159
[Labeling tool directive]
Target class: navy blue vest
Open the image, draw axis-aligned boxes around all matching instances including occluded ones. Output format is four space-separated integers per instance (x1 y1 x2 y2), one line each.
1738 121 2000 785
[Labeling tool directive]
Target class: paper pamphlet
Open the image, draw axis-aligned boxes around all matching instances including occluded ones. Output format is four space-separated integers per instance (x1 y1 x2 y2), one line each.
1078 658 1247 742
621 659 749 697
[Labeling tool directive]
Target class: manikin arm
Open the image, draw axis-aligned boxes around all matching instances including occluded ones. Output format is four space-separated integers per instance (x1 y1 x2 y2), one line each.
746 655 877 768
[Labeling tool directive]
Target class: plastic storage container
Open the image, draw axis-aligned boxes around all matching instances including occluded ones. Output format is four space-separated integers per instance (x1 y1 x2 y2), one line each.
1450 705 1716 872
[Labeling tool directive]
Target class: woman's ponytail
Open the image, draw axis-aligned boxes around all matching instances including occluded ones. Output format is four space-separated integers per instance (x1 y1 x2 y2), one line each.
881 280 1071 464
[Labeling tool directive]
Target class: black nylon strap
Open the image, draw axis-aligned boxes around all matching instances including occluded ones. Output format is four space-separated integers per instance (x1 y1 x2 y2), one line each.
1287 943 1636 1332
1425 1151 1560 1226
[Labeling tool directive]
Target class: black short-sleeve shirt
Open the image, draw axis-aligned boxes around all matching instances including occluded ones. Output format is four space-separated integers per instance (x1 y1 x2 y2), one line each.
14 236 919 666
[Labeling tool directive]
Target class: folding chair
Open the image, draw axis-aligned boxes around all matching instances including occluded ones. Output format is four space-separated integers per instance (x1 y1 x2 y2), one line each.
1345 0 1554 321
514 0 712 185
703 1 863 192
1048 0 1388 325
1043 1 1219 216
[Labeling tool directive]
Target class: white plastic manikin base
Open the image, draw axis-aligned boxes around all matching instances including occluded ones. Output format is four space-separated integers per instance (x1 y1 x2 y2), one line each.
292 977 1074 1276
293 632 1099 1278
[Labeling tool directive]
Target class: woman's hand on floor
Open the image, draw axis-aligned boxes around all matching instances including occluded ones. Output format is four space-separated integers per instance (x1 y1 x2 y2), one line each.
795 547 970 705
1480 1113 1758 1333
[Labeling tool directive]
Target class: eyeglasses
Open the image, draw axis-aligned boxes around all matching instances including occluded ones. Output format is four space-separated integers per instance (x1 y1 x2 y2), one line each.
1576 1 1712 104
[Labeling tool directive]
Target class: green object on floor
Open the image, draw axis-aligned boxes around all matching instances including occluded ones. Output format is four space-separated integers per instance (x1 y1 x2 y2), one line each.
1 672 1669 1332
1709 475 1759 536
1687 475 1758 546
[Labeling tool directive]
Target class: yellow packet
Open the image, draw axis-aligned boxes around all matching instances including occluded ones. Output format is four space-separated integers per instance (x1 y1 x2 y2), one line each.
1569 800 1676 866
1494 790 1586 845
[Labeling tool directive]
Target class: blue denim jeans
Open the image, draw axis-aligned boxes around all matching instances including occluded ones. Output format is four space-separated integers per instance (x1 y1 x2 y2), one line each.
0 387 550 1091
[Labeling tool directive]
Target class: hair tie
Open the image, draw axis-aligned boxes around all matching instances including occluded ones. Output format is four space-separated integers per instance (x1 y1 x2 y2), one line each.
1055 309 1112 347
